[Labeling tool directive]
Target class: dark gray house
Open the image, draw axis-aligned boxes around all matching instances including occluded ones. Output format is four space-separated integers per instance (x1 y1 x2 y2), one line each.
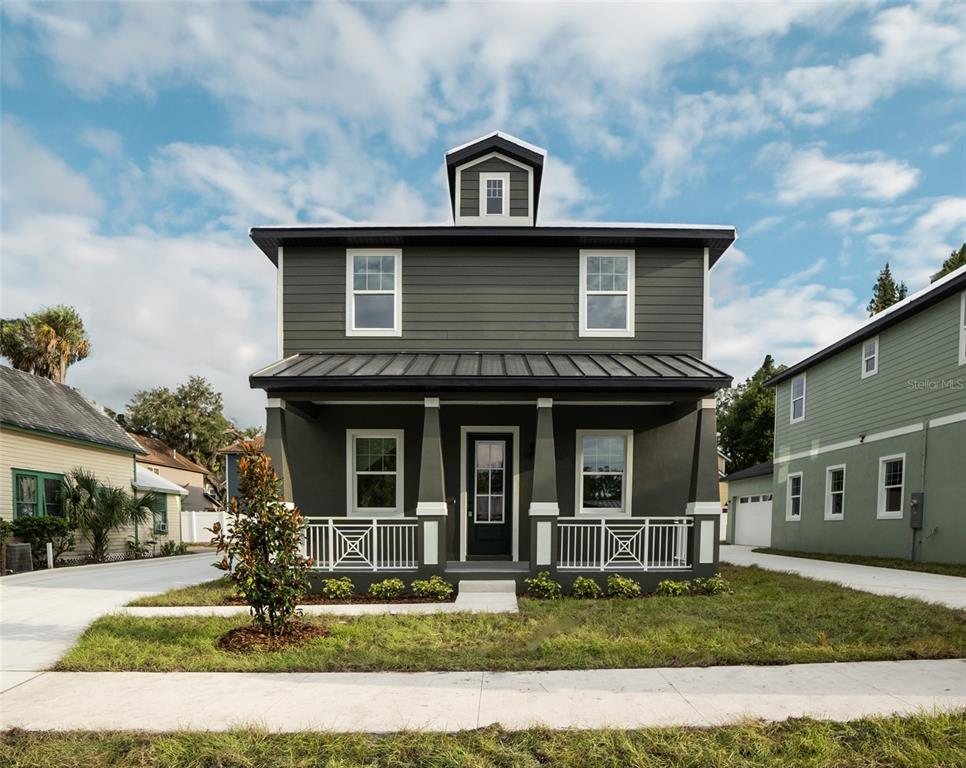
249 132 736 589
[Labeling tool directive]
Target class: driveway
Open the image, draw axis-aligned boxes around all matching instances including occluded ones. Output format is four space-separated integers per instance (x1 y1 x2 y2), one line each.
0 553 217 692
721 545 966 610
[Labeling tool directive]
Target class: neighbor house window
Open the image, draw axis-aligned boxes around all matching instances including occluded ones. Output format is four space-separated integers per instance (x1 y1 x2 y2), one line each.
824 465 846 520
877 454 905 519
786 472 802 521
579 250 634 337
346 249 401 336
347 430 404 516
861 336 879 378
576 430 633 515
151 495 168 533
12 470 64 518
790 374 806 423
479 172 509 217
960 292 965 365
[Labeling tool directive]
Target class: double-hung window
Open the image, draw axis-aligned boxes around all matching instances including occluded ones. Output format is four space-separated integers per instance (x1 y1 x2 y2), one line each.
479 172 509 217
576 430 633 515
13 470 64 518
347 430 404 516
877 454 905 519
824 465 845 520
786 472 802 521
861 337 878 378
790 374 806 423
346 249 401 336
151 495 168 533
579 250 634 337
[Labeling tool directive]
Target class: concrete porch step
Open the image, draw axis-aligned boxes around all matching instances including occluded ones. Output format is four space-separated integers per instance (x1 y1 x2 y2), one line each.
457 579 516 594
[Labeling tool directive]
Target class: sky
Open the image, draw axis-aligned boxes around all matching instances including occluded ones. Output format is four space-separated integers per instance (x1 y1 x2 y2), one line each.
1 1 964 428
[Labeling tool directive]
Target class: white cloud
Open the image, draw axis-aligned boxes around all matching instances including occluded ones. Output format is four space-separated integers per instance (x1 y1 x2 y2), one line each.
80 127 124 158
772 146 920 204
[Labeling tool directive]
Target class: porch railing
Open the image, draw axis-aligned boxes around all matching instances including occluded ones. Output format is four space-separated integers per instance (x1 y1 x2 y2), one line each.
302 517 419 571
556 517 693 571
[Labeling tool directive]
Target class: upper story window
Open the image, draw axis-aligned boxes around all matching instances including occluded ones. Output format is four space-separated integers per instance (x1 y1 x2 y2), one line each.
790 373 806 423
959 292 965 365
481 174 508 216
861 336 878 378
346 249 401 337
579 250 635 338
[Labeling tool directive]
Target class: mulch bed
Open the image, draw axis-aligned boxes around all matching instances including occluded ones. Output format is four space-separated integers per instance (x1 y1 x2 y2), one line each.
217 622 330 653
224 594 456 605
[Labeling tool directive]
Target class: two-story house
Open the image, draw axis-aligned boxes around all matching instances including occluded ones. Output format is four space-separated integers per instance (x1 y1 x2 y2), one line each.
247 132 736 589
766 265 966 564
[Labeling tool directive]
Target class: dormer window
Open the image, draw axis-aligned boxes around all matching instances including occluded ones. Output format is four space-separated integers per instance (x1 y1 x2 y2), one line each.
483 175 507 215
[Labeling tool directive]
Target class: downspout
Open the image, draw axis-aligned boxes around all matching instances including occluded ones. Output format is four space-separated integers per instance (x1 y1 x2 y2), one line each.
913 422 929 561
132 455 139 548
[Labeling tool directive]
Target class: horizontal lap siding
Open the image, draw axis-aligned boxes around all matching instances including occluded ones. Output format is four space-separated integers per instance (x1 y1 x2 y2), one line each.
283 246 704 354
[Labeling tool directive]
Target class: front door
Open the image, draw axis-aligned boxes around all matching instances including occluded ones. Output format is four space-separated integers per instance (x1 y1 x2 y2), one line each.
466 433 513 559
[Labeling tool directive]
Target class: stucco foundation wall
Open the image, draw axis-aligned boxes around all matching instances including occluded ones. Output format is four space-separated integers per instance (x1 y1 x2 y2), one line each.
725 474 774 543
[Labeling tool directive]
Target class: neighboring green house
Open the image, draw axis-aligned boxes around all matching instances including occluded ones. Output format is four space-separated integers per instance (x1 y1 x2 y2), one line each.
766 265 966 564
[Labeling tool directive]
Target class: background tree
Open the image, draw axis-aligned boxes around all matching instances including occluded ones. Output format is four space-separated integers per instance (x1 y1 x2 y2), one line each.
0 305 91 383
867 263 908 316
717 355 785 472
933 243 966 282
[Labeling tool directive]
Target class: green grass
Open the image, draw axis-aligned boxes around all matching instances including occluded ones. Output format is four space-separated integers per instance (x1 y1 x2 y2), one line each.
752 548 966 578
127 577 236 607
60 565 966 673
3 712 965 767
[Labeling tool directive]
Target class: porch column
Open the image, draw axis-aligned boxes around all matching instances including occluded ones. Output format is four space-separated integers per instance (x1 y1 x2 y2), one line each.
529 398 559 569
416 397 447 574
687 397 722 572
264 398 293 502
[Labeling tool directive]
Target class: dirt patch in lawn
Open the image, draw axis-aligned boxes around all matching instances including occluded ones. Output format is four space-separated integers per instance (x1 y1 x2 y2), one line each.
217 622 330 653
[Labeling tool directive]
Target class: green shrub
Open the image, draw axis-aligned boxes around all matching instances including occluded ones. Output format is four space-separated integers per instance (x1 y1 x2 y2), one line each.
410 575 454 600
694 574 731 595
320 577 354 601
126 537 153 560
12 515 76 568
606 574 641 598
656 578 691 596
524 571 562 599
159 540 189 557
571 576 602 599
368 578 406 601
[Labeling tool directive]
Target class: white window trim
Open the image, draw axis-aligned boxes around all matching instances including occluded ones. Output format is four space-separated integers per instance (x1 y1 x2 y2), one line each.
824 464 846 521
479 172 510 218
574 429 634 517
790 373 806 424
861 335 879 378
346 429 404 517
345 249 402 337
578 249 635 338
959 292 965 366
454 152 534 226
785 471 803 522
876 453 905 520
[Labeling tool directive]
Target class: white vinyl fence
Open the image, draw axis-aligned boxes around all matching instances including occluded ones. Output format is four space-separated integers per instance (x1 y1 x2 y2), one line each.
180 509 229 544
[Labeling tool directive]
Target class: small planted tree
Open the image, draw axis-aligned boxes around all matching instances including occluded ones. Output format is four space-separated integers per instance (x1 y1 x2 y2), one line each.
62 469 154 562
211 445 311 637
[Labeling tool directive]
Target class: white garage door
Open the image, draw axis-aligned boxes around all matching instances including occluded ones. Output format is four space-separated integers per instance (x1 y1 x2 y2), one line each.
734 494 773 547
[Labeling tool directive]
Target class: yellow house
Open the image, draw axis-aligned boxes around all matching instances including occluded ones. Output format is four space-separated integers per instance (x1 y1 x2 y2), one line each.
0 365 183 561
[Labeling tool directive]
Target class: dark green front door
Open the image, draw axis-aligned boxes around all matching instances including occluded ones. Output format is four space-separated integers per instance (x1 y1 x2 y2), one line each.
466 433 513 559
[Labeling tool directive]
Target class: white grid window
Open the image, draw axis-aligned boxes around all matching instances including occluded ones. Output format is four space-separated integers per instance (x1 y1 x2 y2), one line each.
877 454 905 519
579 250 634 337
347 430 404 516
346 249 401 336
861 337 878 378
825 465 845 520
786 473 802 521
790 374 806 423
576 430 633 515
485 178 504 215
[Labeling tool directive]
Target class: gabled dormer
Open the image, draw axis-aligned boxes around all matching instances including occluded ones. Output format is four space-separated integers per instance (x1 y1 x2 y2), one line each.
445 131 545 226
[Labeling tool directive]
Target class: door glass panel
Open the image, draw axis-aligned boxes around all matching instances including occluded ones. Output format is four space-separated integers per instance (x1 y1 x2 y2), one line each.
15 474 38 518
474 440 506 524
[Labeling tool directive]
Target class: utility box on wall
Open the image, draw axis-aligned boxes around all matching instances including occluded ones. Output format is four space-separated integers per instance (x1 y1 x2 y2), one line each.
910 492 925 530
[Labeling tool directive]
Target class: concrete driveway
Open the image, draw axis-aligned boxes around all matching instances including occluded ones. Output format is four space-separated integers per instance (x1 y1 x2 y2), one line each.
721 545 966 610
0 553 218 692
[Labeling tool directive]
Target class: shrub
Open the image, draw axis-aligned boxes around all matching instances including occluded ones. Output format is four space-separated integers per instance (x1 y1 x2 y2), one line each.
410 575 454 600
571 576 602 599
524 571 562 599
211 446 312 637
656 578 691 596
126 537 153 560
12 515 76 568
694 574 731 596
320 577 354 601
159 540 189 557
368 578 406 601
606 574 641 599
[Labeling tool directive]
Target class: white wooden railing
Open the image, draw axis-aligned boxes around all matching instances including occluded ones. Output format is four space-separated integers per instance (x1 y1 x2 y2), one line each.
557 517 692 571
302 517 419 571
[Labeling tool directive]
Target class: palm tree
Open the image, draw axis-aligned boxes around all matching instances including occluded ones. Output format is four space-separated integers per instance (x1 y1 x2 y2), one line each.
0 305 91 383
62 469 155 562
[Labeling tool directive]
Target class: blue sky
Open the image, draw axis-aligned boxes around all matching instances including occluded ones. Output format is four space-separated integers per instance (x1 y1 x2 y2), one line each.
2 1 964 426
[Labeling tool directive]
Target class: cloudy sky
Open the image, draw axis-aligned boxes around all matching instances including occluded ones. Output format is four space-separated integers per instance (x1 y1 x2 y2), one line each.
2 1 964 427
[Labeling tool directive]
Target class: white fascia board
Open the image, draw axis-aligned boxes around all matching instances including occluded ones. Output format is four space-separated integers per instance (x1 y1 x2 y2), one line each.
445 130 547 157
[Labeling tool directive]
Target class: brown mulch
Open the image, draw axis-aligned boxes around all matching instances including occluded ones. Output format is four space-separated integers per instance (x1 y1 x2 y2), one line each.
224 594 456 605
216 622 330 653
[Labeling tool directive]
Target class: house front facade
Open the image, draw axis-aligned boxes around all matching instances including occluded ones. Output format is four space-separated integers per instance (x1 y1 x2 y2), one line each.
249 132 735 588
767 266 966 564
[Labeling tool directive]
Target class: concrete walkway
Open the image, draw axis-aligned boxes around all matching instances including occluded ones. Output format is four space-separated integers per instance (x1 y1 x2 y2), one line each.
0 553 217 693
2 659 963 732
721 545 966 610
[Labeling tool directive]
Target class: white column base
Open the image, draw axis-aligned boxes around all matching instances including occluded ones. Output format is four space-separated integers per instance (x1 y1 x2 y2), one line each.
686 501 721 516
416 501 448 516
528 502 560 517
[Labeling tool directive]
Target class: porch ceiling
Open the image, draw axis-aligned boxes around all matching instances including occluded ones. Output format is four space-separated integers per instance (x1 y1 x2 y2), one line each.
250 352 731 393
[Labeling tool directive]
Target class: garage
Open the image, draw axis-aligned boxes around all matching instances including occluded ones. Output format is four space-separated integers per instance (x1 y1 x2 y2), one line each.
723 460 775 547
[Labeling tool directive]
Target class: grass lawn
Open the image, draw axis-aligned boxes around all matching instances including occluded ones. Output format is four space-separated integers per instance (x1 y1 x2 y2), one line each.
128 578 235 607
752 548 966 578
4 713 965 768
60 565 966 673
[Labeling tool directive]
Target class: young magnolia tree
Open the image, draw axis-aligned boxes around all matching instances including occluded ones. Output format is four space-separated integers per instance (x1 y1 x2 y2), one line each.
211 445 311 637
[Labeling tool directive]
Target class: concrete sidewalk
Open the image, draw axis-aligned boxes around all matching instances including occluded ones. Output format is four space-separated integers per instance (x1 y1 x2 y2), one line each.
2 659 963 732
721 545 966 610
